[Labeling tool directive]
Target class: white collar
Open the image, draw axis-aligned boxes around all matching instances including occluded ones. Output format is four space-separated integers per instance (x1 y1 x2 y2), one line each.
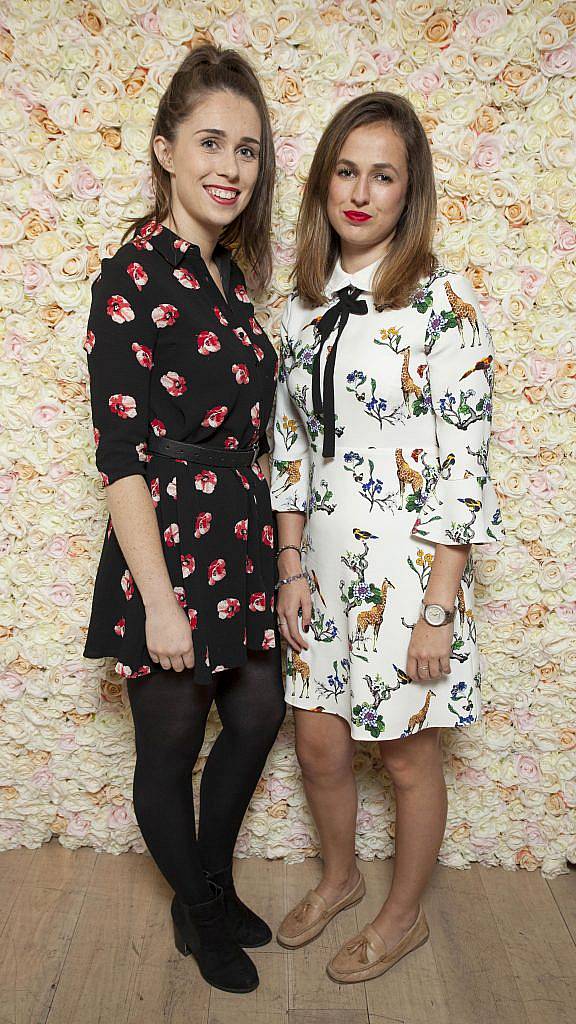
327 254 382 296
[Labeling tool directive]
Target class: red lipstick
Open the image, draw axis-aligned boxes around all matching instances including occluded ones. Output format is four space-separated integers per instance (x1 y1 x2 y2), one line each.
344 210 372 223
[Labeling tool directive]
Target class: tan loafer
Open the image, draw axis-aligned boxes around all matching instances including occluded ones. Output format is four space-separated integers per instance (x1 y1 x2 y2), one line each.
326 904 429 983
276 873 366 949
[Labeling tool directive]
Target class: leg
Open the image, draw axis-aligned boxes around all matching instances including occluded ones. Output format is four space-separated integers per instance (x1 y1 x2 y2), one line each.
294 708 359 902
197 644 285 872
127 667 216 903
372 726 447 947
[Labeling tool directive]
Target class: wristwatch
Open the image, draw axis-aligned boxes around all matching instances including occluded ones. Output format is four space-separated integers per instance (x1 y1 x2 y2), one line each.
420 601 456 627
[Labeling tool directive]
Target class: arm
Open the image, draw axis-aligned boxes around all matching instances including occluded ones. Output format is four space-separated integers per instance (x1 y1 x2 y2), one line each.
86 254 194 672
269 296 312 651
407 272 505 682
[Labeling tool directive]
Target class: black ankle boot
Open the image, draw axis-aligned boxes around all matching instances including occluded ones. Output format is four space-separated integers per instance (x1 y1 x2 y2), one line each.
171 881 259 993
205 864 272 948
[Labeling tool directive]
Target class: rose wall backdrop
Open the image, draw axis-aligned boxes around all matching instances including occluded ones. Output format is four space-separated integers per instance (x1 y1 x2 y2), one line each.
0 0 575 877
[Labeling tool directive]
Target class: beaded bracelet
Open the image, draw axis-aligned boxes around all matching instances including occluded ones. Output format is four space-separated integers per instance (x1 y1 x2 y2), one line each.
276 544 301 559
275 571 308 590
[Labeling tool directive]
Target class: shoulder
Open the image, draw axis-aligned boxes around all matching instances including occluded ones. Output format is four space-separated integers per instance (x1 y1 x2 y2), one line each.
425 266 479 306
92 236 158 289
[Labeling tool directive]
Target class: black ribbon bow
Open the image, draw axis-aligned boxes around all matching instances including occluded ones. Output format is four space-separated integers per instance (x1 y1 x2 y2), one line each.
310 285 369 457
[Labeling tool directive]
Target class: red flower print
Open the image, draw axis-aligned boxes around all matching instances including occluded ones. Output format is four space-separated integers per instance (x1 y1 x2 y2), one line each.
249 592 266 612
208 558 227 586
232 363 250 384
109 394 137 419
195 469 217 493
163 523 180 546
132 236 153 251
246 556 254 574
150 477 160 507
194 512 212 538
100 470 109 486
173 267 200 289
214 306 229 325
93 427 100 447
252 463 265 481
251 402 260 427
167 476 177 499
249 316 263 335
270 592 275 611
234 326 251 346
262 629 276 650
174 237 191 253
127 262 148 290
136 441 150 462
114 617 126 637
235 284 250 303
139 219 163 238
107 519 114 539
225 436 239 449
107 295 135 323
132 665 151 678
181 554 196 577
84 329 95 353
253 344 265 362
217 597 241 619
197 331 221 355
160 371 187 396
188 608 198 630
115 662 133 678
173 586 186 607
202 405 228 428
121 569 134 600
234 519 248 540
236 471 250 490
131 342 153 369
151 419 166 436
152 303 179 328
262 524 274 548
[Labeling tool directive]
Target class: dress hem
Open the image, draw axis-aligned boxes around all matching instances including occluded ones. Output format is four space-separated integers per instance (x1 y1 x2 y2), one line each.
285 695 481 741
83 641 277 684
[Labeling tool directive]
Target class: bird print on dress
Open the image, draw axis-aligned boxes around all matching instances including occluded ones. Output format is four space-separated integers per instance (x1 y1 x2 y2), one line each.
444 281 480 347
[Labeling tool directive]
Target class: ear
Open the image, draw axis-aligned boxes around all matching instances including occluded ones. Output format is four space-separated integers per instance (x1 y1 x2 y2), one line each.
153 135 174 173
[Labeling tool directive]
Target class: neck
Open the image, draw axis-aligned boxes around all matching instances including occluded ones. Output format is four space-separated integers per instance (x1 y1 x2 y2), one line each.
163 198 220 265
340 232 395 275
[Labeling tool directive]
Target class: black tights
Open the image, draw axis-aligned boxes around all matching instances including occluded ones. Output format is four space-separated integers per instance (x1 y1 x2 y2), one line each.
127 645 285 903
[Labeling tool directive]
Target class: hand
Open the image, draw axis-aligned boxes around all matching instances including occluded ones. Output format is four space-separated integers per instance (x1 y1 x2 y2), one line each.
406 617 452 682
145 598 195 672
277 576 312 653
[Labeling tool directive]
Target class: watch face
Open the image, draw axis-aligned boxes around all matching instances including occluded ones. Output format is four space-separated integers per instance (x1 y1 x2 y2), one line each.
425 604 445 626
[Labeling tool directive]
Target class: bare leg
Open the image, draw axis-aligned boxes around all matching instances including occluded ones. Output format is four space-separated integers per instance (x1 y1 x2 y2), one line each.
294 708 360 902
370 726 447 947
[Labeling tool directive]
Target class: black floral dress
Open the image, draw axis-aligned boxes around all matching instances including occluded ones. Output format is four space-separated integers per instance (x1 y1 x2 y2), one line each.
83 220 279 684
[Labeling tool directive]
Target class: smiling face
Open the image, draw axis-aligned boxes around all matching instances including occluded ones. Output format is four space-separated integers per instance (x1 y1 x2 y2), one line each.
327 121 409 270
153 90 262 250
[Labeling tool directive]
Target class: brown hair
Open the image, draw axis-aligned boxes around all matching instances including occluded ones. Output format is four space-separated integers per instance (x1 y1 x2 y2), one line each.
294 92 438 310
121 44 275 290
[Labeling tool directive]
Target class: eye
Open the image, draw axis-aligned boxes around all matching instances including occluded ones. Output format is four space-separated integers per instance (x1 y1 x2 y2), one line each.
201 138 219 149
337 167 354 178
376 173 393 183
239 146 257 159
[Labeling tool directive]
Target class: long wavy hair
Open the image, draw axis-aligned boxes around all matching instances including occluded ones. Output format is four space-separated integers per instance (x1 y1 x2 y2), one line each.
295 92 438 310
121 44 275 291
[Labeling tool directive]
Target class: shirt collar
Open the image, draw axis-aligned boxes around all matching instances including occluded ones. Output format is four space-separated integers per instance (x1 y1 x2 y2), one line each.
133 220 231 283
326 254 382 296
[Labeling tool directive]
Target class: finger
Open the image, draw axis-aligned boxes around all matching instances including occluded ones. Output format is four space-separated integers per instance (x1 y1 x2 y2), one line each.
183 650 195 669
440 656 451 675
428 658 441 680
160 657 172 671
149 651 159 664
406 655 417 681
170 655 185 673
286 613 307 652
301 600 312 632
417 660 430 680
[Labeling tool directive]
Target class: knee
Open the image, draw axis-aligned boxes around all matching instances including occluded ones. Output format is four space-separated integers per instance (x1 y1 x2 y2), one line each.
296 734 353 780
379 731 443 788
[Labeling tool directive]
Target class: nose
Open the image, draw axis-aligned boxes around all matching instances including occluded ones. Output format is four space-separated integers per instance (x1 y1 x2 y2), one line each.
350 175 370 206
218 146 241 183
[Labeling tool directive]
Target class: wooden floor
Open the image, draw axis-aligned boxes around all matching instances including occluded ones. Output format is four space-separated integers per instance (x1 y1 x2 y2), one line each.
1 840 575 1024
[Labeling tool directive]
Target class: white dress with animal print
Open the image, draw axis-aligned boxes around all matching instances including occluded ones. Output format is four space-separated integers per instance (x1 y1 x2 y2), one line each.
270 258 505 741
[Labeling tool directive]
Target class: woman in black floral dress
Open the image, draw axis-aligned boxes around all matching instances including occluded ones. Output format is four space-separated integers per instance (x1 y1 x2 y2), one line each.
83 46 284 994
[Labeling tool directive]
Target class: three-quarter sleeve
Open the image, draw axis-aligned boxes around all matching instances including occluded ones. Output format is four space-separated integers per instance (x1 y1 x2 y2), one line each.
84 253 158 487
411 272 505 545
270 296 311 513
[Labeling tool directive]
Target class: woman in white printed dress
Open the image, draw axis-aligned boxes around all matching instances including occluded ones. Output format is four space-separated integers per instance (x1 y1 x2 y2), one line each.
270 93 504 983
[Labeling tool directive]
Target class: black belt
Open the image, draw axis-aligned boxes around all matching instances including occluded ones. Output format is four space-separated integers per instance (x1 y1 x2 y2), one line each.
148 435 257 468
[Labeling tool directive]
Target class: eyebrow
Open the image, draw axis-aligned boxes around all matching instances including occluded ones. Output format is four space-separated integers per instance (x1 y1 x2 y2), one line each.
337 157 398 173
195 128 261 146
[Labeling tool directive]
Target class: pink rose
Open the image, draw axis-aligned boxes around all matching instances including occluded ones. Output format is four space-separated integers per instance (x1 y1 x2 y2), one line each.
372 47 401 74
541 42 576 78
518 266 545 298
227 11 247 43
553 219 576 255
464 4 507 37
0 474 17 502
408 64 443 96
71 165 102 199
471 134 505 172
516 754 542 785
23 261 50 295
275 136 304 173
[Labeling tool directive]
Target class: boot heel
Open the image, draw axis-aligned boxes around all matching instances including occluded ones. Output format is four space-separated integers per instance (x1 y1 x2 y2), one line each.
173 921 191 956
